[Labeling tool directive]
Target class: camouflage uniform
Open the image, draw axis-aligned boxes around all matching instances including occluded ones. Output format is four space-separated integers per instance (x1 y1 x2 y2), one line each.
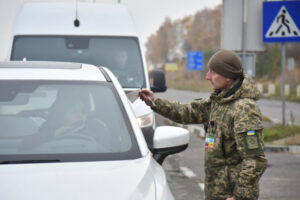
153 73 267 200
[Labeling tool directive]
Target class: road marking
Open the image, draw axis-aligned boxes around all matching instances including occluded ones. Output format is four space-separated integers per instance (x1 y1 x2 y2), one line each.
180 166 196 178
198 183 205 191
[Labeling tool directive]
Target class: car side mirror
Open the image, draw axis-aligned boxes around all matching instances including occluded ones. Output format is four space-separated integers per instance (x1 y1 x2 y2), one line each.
151 70 167 92
152 126 189 165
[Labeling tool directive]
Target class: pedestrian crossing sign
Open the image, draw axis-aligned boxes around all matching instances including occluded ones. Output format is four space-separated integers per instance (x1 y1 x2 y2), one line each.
263 1 300 43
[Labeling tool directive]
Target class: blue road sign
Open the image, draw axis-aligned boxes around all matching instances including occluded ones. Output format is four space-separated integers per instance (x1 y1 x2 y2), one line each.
187 51 203 71
263 1 300 43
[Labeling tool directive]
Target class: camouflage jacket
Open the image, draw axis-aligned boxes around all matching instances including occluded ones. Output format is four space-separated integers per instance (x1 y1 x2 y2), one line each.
153 74 267 200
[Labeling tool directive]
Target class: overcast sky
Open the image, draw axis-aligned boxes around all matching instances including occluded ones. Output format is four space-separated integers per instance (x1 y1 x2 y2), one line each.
0 0 221 60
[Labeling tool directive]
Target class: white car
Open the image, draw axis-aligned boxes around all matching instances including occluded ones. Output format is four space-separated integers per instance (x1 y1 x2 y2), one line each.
0 61 189 200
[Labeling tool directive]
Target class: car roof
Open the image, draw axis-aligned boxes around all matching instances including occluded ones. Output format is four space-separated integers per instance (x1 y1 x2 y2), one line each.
0 61 107 81
13 2 137 37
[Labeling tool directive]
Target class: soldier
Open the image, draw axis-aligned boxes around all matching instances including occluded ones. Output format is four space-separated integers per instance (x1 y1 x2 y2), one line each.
139 50 267 200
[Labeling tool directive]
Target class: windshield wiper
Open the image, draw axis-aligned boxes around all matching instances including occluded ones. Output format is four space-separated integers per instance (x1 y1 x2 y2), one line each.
0 159 61 164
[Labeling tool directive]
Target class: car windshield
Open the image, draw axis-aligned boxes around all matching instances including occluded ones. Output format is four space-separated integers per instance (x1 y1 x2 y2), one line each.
11 36 146 88
0 80 141 162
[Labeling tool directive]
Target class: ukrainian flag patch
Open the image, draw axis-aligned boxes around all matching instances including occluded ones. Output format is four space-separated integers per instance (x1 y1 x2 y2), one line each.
246 130 259 149
247 130 255 135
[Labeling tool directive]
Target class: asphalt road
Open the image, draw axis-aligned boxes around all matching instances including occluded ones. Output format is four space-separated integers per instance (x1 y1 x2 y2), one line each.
155 88 300 200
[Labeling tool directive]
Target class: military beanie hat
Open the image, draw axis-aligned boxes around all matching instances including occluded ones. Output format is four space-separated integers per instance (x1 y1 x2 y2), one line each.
208 50 243 79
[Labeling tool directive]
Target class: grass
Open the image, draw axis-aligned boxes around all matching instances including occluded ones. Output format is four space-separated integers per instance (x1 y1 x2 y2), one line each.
262 115 272 122
263 124 300 142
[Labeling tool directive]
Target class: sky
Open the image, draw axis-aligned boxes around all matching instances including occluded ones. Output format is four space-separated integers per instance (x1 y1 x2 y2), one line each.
0 0 222 60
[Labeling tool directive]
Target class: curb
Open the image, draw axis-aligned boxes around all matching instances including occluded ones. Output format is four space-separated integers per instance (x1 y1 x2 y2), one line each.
264 145 289 153
264 144 300 153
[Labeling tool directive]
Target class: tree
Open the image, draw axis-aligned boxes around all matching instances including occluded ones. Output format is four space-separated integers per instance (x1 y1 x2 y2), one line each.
146 5 222 70
186 5 221 51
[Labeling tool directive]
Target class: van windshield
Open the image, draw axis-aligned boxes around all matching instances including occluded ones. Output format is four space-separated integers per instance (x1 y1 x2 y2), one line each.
11 36 146 88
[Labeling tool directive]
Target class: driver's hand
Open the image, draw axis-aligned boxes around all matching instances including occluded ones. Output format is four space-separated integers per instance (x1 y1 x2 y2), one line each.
54 126 73 136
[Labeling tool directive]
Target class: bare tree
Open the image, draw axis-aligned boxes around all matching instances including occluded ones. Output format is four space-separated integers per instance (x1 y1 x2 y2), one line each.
146 5 222 70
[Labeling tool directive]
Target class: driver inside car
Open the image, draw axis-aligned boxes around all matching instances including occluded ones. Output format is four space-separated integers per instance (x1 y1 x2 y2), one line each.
22 89 109 150
50 98 87 137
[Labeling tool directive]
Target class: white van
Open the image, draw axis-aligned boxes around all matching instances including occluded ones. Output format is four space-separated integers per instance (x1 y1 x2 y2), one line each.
8 2 166 148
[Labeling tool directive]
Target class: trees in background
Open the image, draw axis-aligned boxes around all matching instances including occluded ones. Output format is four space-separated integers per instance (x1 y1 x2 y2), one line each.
145 5 222 71
145 4 299 86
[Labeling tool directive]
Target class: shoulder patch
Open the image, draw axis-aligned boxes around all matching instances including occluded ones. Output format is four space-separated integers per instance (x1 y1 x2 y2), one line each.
246 130 259 149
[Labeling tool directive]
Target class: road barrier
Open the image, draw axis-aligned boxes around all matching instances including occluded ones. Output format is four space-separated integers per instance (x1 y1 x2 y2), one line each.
257 83 300 97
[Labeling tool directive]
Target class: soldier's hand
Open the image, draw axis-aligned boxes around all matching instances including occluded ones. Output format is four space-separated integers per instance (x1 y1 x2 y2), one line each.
226 197 235 200
139 89 155 107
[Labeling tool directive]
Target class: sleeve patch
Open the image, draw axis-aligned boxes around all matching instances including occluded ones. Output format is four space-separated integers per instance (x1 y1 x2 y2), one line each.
246 131 259 149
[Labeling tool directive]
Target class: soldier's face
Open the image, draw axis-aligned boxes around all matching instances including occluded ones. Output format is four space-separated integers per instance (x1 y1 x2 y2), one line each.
206 70 233 91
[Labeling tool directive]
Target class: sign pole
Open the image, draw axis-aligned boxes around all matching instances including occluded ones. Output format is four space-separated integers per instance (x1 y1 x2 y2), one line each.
241 0 247 67
281 43 286 126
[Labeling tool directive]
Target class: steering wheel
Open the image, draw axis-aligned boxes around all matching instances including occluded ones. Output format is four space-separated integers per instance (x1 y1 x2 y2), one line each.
34 132 109 152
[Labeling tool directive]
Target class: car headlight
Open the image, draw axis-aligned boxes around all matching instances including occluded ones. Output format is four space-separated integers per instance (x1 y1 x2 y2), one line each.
137 113 154 128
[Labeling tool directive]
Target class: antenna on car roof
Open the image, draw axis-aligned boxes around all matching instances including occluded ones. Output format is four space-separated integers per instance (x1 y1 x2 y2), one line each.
74 0 80 27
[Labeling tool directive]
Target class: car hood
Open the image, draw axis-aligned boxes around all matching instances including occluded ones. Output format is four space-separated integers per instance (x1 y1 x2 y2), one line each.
0 156 156 200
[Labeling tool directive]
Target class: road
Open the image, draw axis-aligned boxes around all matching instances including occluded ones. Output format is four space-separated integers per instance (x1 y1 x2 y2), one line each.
155 88 300 200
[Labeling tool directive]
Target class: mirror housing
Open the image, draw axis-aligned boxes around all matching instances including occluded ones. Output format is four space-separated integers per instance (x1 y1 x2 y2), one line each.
151 70 167 92
152 126 189 164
